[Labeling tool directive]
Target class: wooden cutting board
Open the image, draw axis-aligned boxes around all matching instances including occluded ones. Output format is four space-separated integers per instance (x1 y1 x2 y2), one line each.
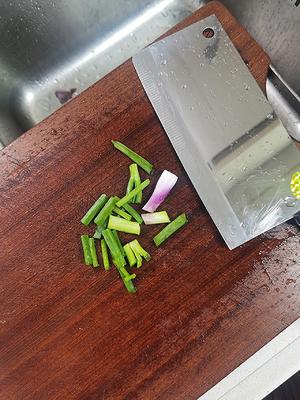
0 2 299 399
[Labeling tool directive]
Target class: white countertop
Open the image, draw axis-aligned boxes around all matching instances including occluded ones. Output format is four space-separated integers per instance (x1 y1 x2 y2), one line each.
199 318 300 400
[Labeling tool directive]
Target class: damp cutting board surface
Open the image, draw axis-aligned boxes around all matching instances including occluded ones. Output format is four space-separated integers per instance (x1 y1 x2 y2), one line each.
0 2 299 399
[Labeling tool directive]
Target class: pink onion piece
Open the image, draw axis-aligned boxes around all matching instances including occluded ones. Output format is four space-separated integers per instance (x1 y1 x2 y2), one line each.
142 170 178 212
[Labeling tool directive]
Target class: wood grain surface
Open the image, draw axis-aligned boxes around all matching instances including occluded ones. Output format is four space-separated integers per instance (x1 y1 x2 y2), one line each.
0 2 299 399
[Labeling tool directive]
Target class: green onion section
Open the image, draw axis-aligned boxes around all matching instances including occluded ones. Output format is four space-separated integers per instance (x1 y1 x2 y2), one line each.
116 199 143 224
112 140 153 174
116 179 150 208
130 164 142 204
130 243 142 268
102 229 126 269
123 243 136 267
153 213 188 247
113 206 132 221
112 230 125 256
126 164 136 201
130 240 151 261
94 196 118 226
89 237 99 267
118 268 136 293
101 239 110 271
126 171 135 196
110 249 136 293
81 194 108 226
108 215 140 235
81 235 92 265
93 224 106 239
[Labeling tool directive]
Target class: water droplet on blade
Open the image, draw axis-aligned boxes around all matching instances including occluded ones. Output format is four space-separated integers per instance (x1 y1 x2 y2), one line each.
284 197 296 207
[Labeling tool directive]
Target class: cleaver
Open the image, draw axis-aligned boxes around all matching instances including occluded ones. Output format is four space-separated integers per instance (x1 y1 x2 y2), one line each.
132 14 300 249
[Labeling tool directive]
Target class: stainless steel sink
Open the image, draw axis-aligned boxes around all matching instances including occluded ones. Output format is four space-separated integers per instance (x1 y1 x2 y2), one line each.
0 0 299 148
0 0 205 148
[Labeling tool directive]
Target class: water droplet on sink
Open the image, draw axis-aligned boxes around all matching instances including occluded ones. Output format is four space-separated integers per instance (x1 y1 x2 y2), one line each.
181 84 187 89
161 59 167 66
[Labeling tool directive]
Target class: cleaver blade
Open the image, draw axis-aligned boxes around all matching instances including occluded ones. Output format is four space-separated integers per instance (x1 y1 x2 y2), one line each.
132 14 300 249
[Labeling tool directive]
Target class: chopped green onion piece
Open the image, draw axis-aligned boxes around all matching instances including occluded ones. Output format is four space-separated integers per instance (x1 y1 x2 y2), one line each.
112 230 125 256
93 224 106 239
123 279 136 293
81 235 92 265
102 229 126 269
112 140 153 174
123 243 136 267
126 163 135 201
130 239 151 261
112 259 137 293
81 194 108 226
100 239 110 271
126 174 135 196
113 206 132 221
130 242 142 268
127 164 136 202
116 179 150 208
141 211 170 225
130 164 142 204
118 268 136 293
153 213 188 247
89 237 99 267
115 198 143 224
119 265 135 281
125 273 137 282
108 215 140 235
123 278 136 292
94 196 118 226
